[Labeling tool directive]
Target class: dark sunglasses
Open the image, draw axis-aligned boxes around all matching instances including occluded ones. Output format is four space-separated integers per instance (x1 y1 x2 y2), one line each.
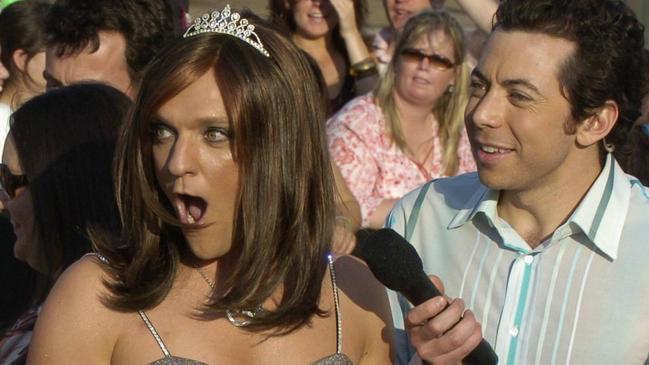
0 163 28 198
400 48 456 70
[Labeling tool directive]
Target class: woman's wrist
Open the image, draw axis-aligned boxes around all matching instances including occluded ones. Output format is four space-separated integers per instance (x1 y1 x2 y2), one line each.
349 57 378 79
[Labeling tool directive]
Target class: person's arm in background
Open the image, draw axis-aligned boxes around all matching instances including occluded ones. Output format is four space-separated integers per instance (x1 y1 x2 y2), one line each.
332 162 361 254
454 0 498 33
330 0 378 94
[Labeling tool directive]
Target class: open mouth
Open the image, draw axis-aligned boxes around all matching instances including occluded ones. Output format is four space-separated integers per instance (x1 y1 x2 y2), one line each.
175 193 208 225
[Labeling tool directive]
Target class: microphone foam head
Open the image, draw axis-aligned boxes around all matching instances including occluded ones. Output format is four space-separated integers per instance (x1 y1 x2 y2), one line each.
357 228 425 292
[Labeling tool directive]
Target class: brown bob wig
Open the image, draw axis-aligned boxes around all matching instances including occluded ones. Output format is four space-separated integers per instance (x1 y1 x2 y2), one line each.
96 14 336 334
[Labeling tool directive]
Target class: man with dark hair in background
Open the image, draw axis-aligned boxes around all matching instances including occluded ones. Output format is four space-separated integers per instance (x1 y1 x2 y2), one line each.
386 0 649 364
43 0 178 98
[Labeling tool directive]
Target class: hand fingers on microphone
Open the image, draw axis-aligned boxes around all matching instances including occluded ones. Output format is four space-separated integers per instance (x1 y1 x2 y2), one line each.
429 275 445 294
418 298 466 339
405 296 448 328
436 309 482 354
415 309 483 364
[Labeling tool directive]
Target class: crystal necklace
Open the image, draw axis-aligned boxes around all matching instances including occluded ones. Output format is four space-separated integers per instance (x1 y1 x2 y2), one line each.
196 267 264 327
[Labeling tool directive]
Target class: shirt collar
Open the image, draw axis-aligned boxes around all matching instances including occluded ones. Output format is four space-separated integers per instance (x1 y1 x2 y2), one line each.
448 183 496 229
448 154 630 260
569 153 630 260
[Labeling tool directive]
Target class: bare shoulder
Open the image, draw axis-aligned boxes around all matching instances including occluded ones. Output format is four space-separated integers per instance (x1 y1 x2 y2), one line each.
333 255 394 365
28 255 126 364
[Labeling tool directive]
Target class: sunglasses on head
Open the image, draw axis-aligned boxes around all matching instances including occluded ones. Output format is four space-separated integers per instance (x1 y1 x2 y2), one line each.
400 48 456 70
0 163 28 199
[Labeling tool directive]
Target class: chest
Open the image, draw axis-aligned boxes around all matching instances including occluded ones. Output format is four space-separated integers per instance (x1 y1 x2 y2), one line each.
411 226 649 364
111 310 346 365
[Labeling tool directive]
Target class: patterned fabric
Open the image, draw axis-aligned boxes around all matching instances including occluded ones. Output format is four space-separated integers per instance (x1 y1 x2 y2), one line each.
0 307 39 365
386 154 649 365
327 94 475 226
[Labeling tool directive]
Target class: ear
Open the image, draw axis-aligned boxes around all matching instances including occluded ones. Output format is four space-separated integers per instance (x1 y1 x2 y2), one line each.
575 100 619 147
283 0 291 11
12 49 29 73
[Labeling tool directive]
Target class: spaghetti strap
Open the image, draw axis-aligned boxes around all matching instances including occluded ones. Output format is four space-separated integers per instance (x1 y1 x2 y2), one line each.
138 310 172 357
83 252 109 264
327 254 343 354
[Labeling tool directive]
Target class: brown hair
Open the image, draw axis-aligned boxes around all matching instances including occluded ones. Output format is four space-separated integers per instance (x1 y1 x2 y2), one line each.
97 14 335 334
375 10 469 176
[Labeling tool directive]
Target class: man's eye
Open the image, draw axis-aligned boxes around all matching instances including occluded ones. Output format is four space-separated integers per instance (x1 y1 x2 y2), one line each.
509 92 531 102
469 81 486 96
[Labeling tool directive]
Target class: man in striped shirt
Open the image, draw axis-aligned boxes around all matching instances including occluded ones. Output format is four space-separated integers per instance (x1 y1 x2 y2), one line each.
386 0 649 364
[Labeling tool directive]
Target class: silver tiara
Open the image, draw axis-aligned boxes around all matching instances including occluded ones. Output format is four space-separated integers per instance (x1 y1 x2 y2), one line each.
183 5 270 58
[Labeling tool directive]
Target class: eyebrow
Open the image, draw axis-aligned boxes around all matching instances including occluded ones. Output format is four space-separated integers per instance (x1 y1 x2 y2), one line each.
152 115 229 127
471 69 489 83
471 69 543 96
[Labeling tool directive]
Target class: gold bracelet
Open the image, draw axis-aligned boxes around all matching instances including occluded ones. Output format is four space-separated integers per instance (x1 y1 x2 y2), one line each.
349 57 377 77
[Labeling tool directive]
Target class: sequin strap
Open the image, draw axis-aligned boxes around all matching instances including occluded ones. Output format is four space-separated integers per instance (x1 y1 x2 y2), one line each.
139 310 172 357
327 254 343 354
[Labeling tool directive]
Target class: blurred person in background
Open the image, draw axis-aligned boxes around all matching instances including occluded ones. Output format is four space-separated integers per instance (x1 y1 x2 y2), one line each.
373 0 498 74
0 0 49 159
43 0 177 97
328 11 475 228
616 50 649 186
269 0 378 114
0 84 128 364
0 48 9 93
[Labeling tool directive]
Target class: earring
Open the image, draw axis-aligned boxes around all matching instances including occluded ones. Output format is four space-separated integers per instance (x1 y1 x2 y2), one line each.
602 138 615 153
447 84 455 93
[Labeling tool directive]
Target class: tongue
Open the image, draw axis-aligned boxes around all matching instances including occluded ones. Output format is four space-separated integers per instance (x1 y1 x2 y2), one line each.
185 196 206 222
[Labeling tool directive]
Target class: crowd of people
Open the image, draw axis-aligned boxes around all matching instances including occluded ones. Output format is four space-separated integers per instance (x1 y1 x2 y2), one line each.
0 0 647 364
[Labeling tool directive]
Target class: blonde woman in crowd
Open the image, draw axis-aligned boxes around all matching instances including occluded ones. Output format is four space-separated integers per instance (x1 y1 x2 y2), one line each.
328 11 475 228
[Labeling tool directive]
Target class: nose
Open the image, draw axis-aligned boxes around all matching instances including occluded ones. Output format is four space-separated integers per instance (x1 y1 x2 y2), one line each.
466 89 505 130
417 55 431 70
166 135 198 178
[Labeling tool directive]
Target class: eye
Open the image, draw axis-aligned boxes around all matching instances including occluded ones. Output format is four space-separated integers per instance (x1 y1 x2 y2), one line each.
469 80 486 97
150 123 174 144
508 91 532 103
204 127 229 143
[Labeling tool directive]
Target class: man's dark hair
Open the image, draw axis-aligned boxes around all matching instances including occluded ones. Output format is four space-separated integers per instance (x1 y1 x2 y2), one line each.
494 0 648 150
45 0 178 84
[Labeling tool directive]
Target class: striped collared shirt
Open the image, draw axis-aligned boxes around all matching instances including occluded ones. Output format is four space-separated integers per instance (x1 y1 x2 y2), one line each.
386 154 649 365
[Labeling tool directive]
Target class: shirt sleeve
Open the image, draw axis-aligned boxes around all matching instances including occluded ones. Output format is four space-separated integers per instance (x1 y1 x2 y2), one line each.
327 99 385 225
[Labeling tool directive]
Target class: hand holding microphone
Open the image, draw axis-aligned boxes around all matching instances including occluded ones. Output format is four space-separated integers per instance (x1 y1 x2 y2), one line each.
352 228 498 365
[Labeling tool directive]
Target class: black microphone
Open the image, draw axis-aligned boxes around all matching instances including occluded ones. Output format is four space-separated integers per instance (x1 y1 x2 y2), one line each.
353 228 498 365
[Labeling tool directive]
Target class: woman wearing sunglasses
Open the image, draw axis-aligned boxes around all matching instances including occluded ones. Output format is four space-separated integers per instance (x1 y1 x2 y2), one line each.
327 10 476 228
0 83 128 363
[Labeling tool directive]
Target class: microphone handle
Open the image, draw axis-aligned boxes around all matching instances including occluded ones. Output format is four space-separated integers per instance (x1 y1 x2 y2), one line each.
404 276 499 365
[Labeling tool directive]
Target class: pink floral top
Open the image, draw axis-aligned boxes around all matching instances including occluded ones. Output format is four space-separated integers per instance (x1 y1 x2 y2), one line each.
327 94 476 225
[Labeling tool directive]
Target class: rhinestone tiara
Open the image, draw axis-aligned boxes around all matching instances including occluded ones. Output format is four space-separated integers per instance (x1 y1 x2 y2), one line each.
183 5 270 58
